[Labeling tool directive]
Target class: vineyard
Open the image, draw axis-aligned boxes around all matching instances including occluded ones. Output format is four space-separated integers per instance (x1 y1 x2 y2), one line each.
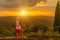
0 16 60 40
0 1 60 40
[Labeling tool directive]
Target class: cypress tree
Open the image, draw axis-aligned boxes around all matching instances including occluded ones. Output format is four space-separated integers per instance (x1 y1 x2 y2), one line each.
54 1 60 27
53 1 60 32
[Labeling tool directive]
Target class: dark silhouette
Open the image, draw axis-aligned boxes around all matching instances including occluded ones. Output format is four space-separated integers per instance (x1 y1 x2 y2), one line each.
53 1 60 33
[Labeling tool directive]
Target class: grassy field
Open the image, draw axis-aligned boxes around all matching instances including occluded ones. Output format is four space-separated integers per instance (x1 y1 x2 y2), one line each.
0 16 60 40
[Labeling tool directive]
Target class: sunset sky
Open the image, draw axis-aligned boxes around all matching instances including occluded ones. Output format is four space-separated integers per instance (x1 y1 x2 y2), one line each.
0 0 58 16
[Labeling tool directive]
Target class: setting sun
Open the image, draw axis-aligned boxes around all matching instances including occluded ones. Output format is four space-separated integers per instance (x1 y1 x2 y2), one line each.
20 10 26 16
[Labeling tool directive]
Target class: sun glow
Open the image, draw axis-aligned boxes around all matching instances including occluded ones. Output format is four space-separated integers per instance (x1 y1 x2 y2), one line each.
20 10 26 16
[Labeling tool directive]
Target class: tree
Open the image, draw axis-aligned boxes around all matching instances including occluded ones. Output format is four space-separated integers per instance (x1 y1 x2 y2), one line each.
53 1 60 32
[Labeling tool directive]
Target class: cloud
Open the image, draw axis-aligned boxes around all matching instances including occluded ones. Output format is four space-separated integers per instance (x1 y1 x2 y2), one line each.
26 0 46 7
30 0 58 9
46 0 58 6
0 0 46 9
0 0 20 8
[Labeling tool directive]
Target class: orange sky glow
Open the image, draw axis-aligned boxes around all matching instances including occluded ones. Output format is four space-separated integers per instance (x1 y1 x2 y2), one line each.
0 0 57 17
0 10 55 16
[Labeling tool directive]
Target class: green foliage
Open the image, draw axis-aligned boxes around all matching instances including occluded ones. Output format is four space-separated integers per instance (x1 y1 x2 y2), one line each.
53 1 60 33
54 1 60 26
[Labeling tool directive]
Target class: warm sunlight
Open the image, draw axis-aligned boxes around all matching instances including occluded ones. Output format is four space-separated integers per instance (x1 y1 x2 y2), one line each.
0 10 55 16
36 1 46 6
20 10 26 16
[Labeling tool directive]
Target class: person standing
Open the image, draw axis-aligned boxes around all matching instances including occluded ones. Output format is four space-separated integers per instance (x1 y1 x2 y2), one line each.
16 17 23 40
